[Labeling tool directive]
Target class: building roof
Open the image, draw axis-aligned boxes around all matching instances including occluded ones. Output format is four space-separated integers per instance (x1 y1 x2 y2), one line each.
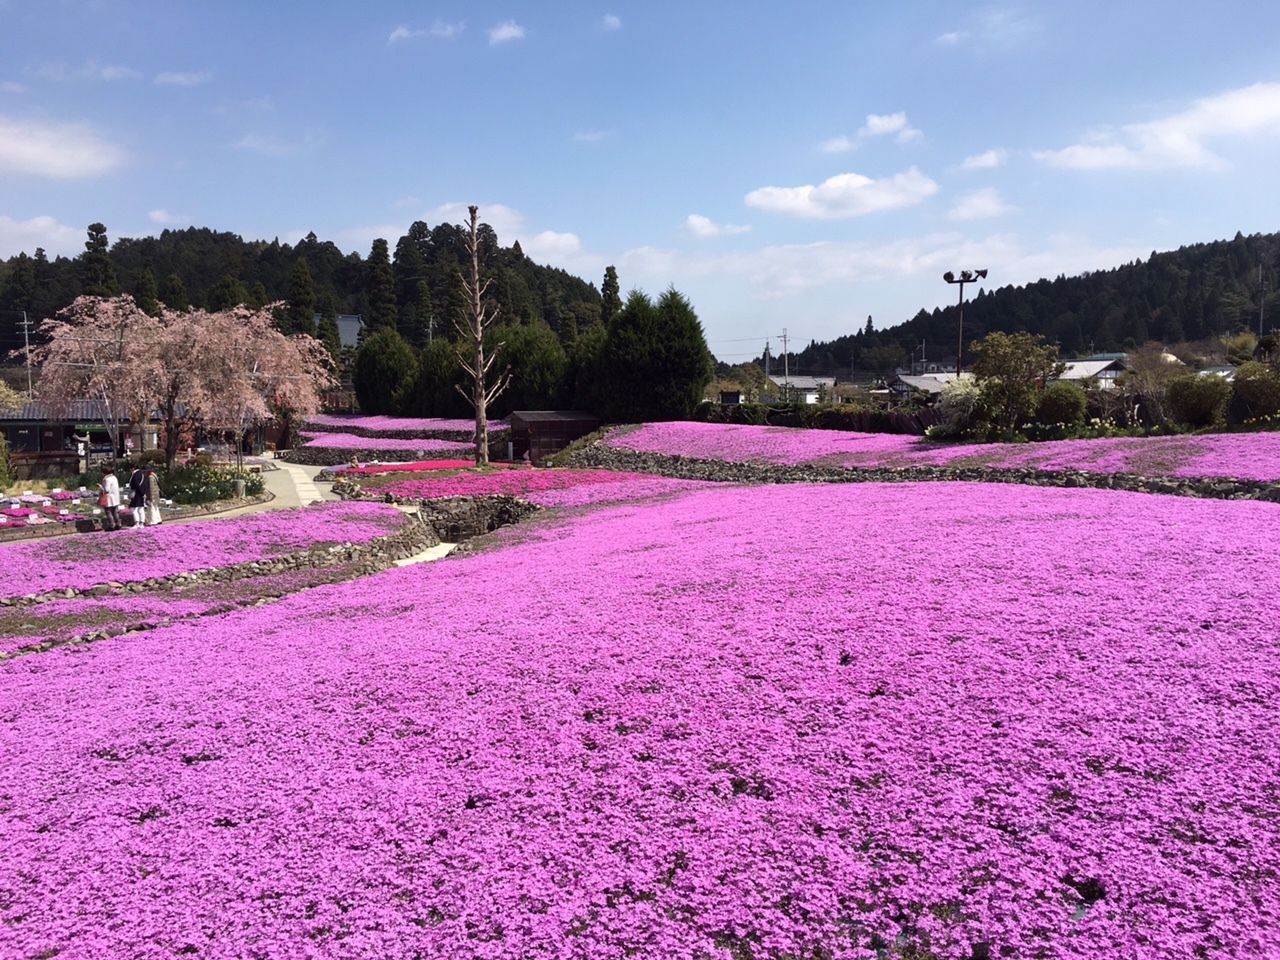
509 410 600 423
896 373 958 395
1057 358 1126 380
768 375 835 391
0 400 126 422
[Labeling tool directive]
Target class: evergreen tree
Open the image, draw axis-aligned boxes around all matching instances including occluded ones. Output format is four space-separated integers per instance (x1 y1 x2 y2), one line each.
133 267 160 317
208 274 250 310
597 286 713 422
286 258 318 336
401 339 469 418
160 273 190 311
600 265 621 328
365 238 398 333
352 327 417 414
316 295 343 365
491 321 568 417
81 222 120 297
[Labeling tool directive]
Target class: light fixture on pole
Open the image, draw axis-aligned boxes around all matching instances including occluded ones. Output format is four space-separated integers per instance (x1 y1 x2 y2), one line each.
944 269 987 377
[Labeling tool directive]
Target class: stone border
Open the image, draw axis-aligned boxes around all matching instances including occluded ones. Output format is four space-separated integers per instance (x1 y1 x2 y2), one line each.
0 492 275 544
563 445 1280 503
281 447 476 467
331 485 540 542
0 512 440 610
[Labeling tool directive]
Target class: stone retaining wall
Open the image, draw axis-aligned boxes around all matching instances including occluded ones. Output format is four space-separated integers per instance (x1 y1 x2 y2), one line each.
332 485 539 542
1 513 440 609
563 445 1280 503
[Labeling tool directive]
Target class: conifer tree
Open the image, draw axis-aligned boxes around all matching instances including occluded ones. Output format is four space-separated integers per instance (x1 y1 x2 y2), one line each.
133 267 160 317
82 223 120 297
600 265 621 328
286 258 318 336
365 238 398 333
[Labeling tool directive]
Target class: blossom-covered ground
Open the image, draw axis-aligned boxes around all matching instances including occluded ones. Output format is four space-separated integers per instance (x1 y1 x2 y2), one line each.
607 421 1280 480
0 566 359 657
364 467 722 507
3 481 1277 958
0 501 408 598
297 431 475 453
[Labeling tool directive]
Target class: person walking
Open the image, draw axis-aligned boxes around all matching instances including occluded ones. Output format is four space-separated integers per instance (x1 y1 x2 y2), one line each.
99 465 121 531
144 466 163 526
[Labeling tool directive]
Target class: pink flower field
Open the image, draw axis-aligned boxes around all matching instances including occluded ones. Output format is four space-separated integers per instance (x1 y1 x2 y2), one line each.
298 431 475 453
2 481 1278 958
0 501 409 598
608 421 1280 480
370 467 720 507
306 415 508 435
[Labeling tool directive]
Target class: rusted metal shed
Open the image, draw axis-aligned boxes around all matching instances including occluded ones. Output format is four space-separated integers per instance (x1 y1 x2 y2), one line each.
508 411 600 461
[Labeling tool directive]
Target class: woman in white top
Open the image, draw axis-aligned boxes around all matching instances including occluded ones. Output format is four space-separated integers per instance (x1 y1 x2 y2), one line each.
99 465 121 531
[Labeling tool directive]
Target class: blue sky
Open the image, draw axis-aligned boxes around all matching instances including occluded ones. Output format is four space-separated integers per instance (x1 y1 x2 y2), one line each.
2 1 1280 361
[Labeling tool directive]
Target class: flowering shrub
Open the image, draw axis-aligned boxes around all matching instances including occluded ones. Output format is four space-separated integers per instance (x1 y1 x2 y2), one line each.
0 501 409 598
609 421 1280 480
2 482 1278 956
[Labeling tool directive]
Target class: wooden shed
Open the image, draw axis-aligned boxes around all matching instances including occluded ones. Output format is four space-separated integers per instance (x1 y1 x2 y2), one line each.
508 411 600 462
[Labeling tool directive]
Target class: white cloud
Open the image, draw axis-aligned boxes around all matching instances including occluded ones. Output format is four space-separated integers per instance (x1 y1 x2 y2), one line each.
488 20 525 44
822 112 921 153
860 112 920 142
745 167 938 219
0 214 84 259
40 61 141 82
602 14 621 30
1 81 25 94
236 130 326 157
949 188 1016 221
935 10 1041 52
935 31 964 45
684 214 751 238
392 195 421 210
525 230 583 259
149 209 191 226
1035 83 1280 171
390 21 461 44
155 71 211 87
574 130 609 142
431 202 526 240
0 117 126 178
820 136 856 154
961 148 1007 170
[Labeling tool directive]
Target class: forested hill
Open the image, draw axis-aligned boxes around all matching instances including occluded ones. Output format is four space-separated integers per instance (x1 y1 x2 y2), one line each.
789 230 1280 378
0 222 602 354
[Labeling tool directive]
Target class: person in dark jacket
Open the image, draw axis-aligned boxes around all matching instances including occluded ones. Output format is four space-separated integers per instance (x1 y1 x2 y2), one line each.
127 462 146 527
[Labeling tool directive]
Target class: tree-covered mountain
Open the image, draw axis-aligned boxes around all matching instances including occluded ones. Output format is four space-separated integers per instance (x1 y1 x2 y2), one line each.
0 222 603 357
779 230 1280 378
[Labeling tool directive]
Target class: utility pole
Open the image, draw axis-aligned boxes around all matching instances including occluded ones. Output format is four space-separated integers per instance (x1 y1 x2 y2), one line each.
943 269 988 376
779 327 790 400
20 311 33 394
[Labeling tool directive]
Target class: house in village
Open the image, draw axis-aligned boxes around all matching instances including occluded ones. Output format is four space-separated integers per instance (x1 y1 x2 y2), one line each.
767 375 837 404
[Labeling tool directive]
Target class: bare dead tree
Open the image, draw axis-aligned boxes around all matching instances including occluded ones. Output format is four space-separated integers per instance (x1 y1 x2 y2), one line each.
454 205 511 466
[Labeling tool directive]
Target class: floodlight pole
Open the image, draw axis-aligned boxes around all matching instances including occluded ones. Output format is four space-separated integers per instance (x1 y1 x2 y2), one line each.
944 269 988 377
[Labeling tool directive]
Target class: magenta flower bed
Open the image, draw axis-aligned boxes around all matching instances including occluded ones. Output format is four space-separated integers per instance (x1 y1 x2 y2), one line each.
298 431 474 453
608 422 1280 480
374 467 718 505
0 501 408 598
2 481 1278 957
306 415 508 434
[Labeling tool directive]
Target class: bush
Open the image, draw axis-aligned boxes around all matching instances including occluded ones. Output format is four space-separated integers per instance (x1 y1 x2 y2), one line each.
1037 382 1088 428
1167 374 1232 428
1230 361 1280 421
159 463 265 504
928 377 989 440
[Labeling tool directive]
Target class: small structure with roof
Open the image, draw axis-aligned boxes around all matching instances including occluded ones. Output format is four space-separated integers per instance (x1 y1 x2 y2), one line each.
508 411 600 462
